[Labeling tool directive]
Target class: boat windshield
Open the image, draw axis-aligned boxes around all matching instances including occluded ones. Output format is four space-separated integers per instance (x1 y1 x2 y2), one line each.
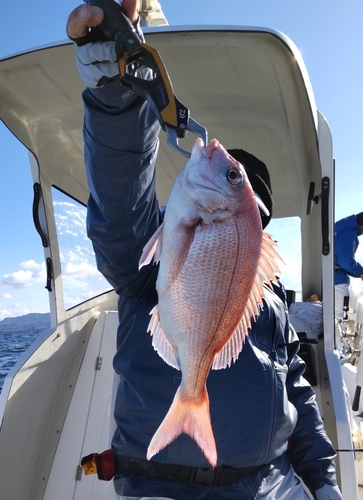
52 187 112 310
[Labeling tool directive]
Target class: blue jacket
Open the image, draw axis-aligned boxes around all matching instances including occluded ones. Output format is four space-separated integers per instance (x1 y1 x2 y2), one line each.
335 215 363 285
83 79 337 497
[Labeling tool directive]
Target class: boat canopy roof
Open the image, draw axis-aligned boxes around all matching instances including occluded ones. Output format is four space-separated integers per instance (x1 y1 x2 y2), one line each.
0 26 321 218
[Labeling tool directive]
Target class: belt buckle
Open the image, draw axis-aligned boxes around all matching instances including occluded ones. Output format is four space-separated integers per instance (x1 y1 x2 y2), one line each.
193 466 220 487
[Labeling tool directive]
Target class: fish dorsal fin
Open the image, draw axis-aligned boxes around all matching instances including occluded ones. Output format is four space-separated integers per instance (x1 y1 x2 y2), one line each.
212 232 282 370
139 223 164 269
147 305 181 370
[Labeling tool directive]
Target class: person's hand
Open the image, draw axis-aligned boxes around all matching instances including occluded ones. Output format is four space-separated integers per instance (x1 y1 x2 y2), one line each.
314 483 342 499
66 0 138 40
66 0 139 88
360 274 363 280
74 40 119 88
66 4 104 40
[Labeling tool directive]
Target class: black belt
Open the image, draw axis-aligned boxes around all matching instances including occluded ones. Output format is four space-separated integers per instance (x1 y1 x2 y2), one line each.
115 455 265 487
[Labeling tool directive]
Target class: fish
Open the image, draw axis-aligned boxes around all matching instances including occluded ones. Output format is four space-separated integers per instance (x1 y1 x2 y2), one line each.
139 138 282 467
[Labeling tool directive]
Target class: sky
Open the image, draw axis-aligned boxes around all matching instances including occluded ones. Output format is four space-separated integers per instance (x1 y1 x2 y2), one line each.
0 0 362 320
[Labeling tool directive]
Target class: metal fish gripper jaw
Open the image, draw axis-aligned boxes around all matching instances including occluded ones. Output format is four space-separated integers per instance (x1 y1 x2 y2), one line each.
165 114 208 157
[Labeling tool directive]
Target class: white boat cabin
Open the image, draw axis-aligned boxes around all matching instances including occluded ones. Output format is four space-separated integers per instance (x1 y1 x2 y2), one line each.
0 19 361 500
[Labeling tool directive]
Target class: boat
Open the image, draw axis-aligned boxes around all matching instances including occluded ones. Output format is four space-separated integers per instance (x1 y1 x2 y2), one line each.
0 1 361 498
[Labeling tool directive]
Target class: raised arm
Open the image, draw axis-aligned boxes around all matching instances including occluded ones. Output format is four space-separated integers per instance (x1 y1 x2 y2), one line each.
67 1 162 299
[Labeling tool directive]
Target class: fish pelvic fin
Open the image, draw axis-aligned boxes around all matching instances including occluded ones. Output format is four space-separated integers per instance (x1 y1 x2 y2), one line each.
212 232 284 370
148 305 181 370
147 386 217 468
139 223 164 269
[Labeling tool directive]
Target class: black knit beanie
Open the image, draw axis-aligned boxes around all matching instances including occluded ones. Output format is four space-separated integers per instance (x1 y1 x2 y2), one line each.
228 149 273 228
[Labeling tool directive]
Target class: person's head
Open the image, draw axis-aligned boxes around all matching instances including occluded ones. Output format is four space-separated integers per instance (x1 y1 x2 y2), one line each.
227 149 273 229
356 212 363 232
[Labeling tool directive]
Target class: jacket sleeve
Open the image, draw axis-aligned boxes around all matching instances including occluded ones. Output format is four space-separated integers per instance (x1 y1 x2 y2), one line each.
335 228 363 277
285 327 338 494
82 79 162 299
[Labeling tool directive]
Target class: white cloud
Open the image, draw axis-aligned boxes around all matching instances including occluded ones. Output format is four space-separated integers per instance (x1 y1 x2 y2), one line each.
0 304 30 321
2 270 34 288
0 293 12 299
0 309 10 321
63 262 100 280
22 260 44 271
0 260 46 289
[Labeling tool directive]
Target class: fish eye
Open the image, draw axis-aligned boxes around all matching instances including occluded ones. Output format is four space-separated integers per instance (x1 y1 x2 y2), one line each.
226 168 242 185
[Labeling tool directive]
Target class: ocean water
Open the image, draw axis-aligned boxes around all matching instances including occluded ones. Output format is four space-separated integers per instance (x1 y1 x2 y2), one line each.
0 328 44 393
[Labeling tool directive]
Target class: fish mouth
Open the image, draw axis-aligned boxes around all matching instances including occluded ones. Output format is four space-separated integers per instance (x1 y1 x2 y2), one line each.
200 138 221 159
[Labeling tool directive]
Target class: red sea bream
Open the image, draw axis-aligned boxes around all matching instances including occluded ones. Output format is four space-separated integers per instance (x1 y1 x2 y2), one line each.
139 138 281 467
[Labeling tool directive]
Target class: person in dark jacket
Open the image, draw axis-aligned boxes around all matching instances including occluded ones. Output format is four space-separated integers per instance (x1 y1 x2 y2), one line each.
334 213 363 319
67 2 342 499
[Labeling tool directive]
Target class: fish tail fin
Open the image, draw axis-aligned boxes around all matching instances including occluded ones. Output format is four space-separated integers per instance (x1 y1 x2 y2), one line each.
147 386 217 467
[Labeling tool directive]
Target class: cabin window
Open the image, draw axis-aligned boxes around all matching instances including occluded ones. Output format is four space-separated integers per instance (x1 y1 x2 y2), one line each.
52 187 112 309
268 217 302 302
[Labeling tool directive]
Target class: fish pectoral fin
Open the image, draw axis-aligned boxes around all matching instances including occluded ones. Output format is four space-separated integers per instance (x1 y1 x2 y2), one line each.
166 221 198 287
139 223 164 269
212 233 283 371
148 305 180 370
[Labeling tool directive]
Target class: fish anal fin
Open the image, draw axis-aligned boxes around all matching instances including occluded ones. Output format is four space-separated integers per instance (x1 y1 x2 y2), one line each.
147 386 217 467
139 223 164 269
148 305 180 370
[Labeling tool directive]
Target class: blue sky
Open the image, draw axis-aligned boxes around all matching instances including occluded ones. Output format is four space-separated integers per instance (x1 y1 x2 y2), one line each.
0 0 362 319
